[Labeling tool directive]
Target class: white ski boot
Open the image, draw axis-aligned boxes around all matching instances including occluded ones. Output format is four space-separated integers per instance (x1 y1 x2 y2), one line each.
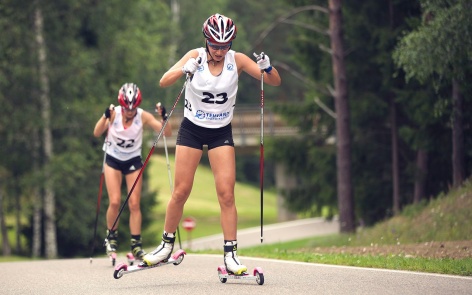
105 229 118 255
224 241 247 275
142 232 175 266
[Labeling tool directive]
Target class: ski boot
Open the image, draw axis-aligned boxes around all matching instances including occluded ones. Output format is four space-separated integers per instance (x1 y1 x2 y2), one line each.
131 237 146 261
223 241 247 275
141 232 175 267
104 229 118 266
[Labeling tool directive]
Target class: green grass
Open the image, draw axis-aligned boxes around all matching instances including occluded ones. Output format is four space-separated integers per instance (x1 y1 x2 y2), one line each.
233 237 472 276
144 154 278 244
240 248 472 276
0 255 34 263
184 173 472 276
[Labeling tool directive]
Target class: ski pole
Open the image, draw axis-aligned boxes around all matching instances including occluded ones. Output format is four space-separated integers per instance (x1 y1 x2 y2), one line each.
254 52 265 243
90 128 109 263
104 74 192 244
157 102 182 250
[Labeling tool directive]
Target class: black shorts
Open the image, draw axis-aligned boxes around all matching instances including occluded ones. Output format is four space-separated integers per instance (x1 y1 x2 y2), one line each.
105 155 143 175
176 117 234 150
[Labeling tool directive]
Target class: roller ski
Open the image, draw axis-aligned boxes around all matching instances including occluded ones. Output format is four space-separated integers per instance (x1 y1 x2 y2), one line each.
217 241 264 285
104 230 119 266
217 265 265 285
113 249 186 279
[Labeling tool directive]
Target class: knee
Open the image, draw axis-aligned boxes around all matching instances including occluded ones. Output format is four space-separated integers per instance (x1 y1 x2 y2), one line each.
171 189 191 207
128 200 140 212
108 199 120 210
218 192 235 208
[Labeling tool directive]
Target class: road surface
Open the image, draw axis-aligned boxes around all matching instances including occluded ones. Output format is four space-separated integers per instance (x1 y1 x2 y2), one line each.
2 254 471 295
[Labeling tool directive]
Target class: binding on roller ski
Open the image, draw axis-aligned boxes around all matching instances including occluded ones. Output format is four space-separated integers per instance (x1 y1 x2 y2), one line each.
103 230 146 266
113 249 186 279
217 265 265 285
215 241 265 285
106 251 137 266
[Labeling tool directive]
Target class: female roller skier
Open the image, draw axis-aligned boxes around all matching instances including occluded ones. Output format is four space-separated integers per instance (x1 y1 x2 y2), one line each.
142 13 281 274
93 83 172 260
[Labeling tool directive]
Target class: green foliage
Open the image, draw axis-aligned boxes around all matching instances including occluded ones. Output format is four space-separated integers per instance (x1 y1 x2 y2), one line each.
267 135 337 216
0 0 169 257
1 0 472 259
393 0 472 83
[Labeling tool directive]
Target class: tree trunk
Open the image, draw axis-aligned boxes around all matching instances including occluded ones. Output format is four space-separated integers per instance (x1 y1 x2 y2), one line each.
32 189 42 257
275 163 298 222
413 149 428 203
451 79 464 188
32 129 42 258
168 0 180 66
388 0 401 215
15 186 21 254
329 0 355 233
34 5 57 259
0 186 11 256
390 98 400 214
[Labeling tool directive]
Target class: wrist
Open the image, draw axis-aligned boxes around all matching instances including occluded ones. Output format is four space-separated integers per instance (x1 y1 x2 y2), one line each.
264 65 273 73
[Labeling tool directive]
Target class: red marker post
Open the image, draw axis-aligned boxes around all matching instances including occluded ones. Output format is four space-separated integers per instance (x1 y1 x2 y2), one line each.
182 217 196 249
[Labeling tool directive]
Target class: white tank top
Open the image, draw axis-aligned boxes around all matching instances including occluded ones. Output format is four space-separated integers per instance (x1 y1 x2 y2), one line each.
104 107 143 161
184 48 238 128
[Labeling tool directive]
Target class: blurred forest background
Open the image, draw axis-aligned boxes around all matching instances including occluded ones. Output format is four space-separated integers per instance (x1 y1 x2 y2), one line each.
0 0 471 258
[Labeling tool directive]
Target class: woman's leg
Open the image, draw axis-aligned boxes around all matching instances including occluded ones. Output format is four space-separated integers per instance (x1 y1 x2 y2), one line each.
208 146 246 274
208 145 237 240
125 170 142 235
143 145 202 265
125 170 145 258
164 145 203 233
104 164 123 231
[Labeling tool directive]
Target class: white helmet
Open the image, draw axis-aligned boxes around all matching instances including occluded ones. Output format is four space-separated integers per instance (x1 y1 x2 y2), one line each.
202 13 237 44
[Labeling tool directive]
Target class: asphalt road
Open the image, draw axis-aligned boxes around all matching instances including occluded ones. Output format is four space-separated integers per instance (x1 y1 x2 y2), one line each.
3 218 472 294
2 254 472 295
181 217 340 250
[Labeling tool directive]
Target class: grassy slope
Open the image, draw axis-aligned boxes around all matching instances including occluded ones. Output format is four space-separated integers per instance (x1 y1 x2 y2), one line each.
144 154 278 244
238 179 472 276
350 181 472 246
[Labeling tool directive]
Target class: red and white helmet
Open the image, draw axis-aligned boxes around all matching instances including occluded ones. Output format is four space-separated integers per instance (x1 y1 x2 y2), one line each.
118 83 142 110
202 13 237 44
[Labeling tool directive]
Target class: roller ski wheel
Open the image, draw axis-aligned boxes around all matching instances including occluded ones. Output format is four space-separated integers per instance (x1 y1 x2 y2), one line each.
113 249 186 279
217 265 265 285
109 252 117 266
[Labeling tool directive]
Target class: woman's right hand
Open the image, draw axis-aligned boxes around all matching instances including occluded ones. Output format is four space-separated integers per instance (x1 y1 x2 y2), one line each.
104 104 115 119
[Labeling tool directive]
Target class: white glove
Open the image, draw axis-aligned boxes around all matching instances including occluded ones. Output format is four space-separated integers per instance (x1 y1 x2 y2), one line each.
256 52 271 72
182 57 199 74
